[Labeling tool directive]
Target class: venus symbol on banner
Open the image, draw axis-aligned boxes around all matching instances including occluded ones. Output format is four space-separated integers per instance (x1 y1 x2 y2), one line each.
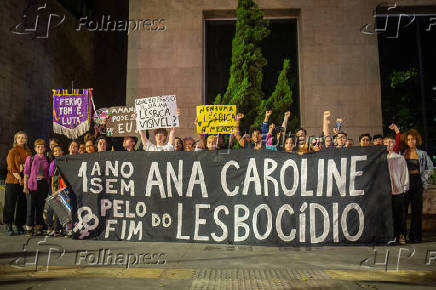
73 207 99 239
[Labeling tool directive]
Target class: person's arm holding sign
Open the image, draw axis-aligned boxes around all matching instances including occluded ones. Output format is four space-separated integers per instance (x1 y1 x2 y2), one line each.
168 108 180 147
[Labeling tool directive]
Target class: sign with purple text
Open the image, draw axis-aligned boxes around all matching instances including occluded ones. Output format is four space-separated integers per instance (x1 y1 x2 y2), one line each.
52 89 91 139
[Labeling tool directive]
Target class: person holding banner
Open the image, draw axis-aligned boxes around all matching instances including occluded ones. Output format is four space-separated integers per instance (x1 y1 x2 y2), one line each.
23 139 50 236
4 131 32 235
401 129 433 243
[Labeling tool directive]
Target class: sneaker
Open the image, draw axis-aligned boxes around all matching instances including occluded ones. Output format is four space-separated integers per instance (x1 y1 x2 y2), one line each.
47 230 55 237
399 234 406 245
387 237 397 246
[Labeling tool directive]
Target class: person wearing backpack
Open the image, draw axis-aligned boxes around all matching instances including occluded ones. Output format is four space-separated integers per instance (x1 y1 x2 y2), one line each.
23 139 50 236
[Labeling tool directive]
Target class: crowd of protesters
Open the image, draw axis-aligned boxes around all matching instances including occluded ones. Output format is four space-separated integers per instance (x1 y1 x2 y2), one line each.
3 109 434 245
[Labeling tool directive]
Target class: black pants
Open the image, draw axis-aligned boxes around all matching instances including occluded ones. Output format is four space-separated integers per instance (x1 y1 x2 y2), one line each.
392 193 407 239
3 183 27 228
405 174 423 242
26 180 49 227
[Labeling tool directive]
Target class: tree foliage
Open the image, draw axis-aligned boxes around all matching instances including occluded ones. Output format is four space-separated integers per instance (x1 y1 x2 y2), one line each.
214 0 297 130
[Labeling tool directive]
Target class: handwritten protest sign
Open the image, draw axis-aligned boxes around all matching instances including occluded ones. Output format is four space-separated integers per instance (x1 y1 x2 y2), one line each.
52 89 91 139
106 106 137 137
196 105 236 134
135 95 179 130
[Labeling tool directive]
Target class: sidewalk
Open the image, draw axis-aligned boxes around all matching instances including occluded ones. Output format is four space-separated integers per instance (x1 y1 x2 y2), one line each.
0 229 435 289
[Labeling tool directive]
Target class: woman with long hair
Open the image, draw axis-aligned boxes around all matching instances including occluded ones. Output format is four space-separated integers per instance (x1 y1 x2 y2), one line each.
3 131 32 235
401 129 433 243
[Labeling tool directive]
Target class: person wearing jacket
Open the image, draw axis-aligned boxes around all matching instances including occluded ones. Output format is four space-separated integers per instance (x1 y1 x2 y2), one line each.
3 131 31 235
384 136 409 245
401 129 433 243
23 139 50 236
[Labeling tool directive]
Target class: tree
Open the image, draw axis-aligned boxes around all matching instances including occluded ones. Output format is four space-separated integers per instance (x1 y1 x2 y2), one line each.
214 0 270 129
253 59 298 129
214 0 298 132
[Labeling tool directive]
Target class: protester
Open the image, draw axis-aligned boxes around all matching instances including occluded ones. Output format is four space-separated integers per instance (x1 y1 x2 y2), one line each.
206 135 218 151
233 113 263 150
174 137 184 151
284 136 295 153
265 111 291 151
401 129 433 243
310 137 324 152
336 132 347 148
47 145 64 236
139 128 175 151
85 140 95 153
373 134 383 145
359 134 372 147
123 136 137 152
324 135 334 149
47 137 59 161
183 137 195 152
68 140 79 155
295 128 308 155
346 138 354 147
3 131 32 235
23 139 50 236
96 136 107 152
78 143 86 154
384 136 409 245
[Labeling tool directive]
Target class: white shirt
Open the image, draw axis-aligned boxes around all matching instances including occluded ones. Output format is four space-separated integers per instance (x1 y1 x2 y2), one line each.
387 152 410 195
143 139 174 152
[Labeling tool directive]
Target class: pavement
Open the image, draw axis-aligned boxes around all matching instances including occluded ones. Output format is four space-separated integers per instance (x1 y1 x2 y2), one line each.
0 227 435 290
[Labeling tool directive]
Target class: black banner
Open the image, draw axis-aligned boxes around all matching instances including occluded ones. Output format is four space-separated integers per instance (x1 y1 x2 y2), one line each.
56 146 393 246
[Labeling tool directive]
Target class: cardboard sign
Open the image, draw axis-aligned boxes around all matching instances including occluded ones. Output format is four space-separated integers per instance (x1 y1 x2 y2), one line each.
135 95 179 130
106 106 137 137
196 105 236 134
